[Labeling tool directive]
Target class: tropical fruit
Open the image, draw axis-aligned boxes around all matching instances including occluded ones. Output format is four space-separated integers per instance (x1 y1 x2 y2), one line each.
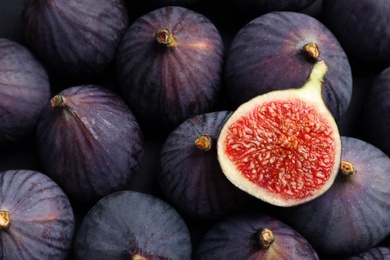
217 61 342 207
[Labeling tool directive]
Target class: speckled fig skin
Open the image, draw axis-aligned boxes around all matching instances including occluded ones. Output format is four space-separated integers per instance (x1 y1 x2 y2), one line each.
225 11 353 121
158 111 259 221
73 190 192 260
116 6 225 130
194 212 319 260
36 85 144 203
22 0 129 79
363 67 390 157
345 247 390 260
276 136 390 257
322 0 390 65
0 38 50 146
0 170 75 259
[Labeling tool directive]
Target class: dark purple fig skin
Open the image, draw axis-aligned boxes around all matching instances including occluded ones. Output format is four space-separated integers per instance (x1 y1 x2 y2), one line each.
0 38 50 145
224 11 353 121
363 67 390 157
158 111 258 221
36 85 144 203
22 0 129 79
116 6 225 130
73 190 192 259
229 0 316 17
346 247 390 260
322 0 390 65
194 212 319 260
276 136 390 257
0 169 75 259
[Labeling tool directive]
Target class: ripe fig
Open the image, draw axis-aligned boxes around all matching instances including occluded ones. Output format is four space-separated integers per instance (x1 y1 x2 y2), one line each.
0 170 75 259
277 136 390 257
346 247 390 260
22 0 129 79
116 6 225 130
225 11 353 120
194 212 319 259
36 85 144 203
363 66 390 156
0 38 50 145
217 61 342 207
322 0 390 65
73 190 192 259
158 111 258 221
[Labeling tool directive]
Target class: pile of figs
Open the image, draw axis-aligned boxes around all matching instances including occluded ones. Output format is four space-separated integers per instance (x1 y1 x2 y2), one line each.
1 0 390 259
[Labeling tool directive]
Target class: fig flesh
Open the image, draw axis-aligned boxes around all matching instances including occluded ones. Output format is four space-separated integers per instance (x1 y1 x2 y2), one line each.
217 61 341 207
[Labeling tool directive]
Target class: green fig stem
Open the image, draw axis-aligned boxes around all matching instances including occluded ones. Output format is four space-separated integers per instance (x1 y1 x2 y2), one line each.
303 42 320 60
258 228 275 248
155 28 179 47
195 134 212 151
340 161 355 177
50 95 65 108
300 60 328 97
0 210 10 229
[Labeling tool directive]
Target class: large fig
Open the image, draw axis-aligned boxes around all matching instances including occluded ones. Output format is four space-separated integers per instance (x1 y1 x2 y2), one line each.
116 6 225 130
73 190 192 259
363 66 390 156
0 170 75 259
22 0 129 79
277 136 390 257
224 11 353 120
36 85 144 203
0 38 50 145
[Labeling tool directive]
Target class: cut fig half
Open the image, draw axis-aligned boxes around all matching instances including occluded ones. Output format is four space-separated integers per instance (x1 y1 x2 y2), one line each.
217 61 341 207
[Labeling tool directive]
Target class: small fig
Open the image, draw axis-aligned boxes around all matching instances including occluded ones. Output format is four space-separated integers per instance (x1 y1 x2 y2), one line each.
217 61 342 207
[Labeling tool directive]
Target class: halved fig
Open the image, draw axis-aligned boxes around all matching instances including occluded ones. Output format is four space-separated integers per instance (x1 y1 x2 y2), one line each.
217 61 342 207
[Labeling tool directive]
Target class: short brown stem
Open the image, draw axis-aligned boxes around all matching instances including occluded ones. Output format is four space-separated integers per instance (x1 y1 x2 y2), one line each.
50 95 65 108
340 161 355 177
0 210 10 229
303 42 320 60
155 28 179 47
132 254 148 260
258 228 275 248
195 134 212 151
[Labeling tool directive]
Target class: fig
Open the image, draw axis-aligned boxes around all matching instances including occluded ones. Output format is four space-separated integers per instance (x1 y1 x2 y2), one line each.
0 38 50 145
36 85 144 203
277 136 390 257
22 0 129 79
73 190 192 259
224 11 353 120
116 6 225 130
217 61 342 207
229 0 317 18
158 111 258 221
194 212 319 259
346 247 390 260
322 0 390 65
363 66 390 156
0 169 75 259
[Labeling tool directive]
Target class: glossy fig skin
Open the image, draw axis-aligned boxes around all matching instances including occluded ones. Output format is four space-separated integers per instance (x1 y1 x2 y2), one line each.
276 136 390 257
224 11 353 121
363 67 390 157
194 212 319 260
0 38 50 146
116 6 225 130
322 0 390 65
22 0 129 79
73 190 192 260
158 111 258 221
0 170 75 259
36 85 144 203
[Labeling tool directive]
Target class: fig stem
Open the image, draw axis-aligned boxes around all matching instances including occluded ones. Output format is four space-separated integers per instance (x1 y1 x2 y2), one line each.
195 134 212 151
51 95 65 108
132 254 148 260
301 60 328 96
340 161 355 177
0 210 10 229
155 28 179 47
258 228 275 248
303 42 320 60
